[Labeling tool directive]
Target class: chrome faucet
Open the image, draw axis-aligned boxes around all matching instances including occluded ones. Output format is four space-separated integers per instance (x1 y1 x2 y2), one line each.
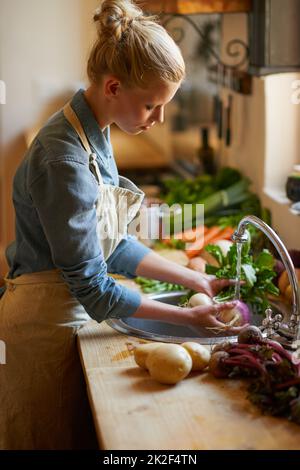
232 215 300 347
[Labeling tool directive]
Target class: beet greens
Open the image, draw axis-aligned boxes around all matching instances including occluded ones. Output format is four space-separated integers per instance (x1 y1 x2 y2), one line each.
209 326 300 425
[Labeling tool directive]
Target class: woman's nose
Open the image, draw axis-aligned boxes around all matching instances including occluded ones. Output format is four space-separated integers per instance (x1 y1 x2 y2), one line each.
152 106 164 124
158 107 164 123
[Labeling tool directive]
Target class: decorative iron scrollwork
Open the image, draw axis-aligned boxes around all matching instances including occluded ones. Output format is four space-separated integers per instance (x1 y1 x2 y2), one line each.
161 13 249 70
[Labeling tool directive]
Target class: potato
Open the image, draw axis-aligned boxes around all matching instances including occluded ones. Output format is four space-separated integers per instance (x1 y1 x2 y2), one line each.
285 284 292 303
146 344 192 385
134 342 164 369
181 342 211 371
279 269 300 296
278 271 289 295
285 282 300 303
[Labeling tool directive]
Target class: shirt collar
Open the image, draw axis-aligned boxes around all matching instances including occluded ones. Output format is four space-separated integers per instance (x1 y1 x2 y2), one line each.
70 88 112 157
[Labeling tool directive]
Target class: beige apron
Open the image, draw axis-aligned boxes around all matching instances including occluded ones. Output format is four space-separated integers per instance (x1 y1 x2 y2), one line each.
0 103 144 449
63 103 144 261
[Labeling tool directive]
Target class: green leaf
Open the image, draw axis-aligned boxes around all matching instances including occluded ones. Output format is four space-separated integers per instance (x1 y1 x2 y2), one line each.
227 244 238 266
242 264 257 287
205 265 220 275
255 249 275 270
266 283 280 296
214 288 235 302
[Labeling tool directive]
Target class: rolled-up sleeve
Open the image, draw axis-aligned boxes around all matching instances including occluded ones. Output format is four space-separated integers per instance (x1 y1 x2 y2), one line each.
106 234 151 279
29 158 142 321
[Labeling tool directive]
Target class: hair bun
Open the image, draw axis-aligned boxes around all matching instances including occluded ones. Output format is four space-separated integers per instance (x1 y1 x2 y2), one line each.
94 0 143 42
87 0 185 87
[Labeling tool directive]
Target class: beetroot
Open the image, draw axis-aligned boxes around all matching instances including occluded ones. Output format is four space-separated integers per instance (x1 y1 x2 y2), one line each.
208 351 230 378
238 325 263 344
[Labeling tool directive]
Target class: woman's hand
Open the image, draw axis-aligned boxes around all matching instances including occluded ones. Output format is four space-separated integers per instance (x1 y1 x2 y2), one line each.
135 250 239 299
194 273 237 298
188 300 247 334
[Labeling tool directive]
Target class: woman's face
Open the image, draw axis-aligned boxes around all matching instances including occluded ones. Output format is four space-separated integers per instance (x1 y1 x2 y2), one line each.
110 78 181 135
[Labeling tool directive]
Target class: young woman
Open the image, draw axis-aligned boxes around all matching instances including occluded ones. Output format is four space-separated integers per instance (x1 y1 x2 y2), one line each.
0 0 239 449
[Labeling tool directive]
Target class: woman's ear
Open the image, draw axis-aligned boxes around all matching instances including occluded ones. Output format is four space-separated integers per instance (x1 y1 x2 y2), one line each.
103 76 121 99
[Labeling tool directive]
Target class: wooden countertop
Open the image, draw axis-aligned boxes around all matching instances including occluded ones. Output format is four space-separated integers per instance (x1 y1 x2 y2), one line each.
77 277 300 450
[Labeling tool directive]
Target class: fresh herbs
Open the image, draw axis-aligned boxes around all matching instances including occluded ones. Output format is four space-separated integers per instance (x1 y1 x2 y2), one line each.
204 233 279 315
135 277 186 294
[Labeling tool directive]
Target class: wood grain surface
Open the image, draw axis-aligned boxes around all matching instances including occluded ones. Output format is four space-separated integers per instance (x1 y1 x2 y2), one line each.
78 320 300 450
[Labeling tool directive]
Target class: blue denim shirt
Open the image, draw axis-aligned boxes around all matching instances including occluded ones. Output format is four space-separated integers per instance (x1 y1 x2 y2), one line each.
2 89 151 321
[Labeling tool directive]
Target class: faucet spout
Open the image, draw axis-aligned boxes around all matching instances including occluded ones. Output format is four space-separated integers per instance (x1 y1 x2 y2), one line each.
233 215 300 344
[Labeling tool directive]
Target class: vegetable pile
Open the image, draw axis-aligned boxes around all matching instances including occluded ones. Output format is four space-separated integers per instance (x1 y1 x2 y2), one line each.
134 341 211 385
160 167 271 236
160 225 235 255
136 231 279 320
209 326 300 425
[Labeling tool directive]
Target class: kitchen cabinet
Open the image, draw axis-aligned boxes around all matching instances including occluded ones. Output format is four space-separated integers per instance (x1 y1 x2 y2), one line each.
141 0 252 14
249 0 300 75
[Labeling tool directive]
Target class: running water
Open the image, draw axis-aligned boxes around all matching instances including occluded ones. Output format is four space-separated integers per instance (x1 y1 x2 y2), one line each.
234 241 243 300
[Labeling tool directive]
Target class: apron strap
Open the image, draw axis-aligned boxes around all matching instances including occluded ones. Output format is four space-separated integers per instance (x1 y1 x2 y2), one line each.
63 103 104 186
63 103 92 154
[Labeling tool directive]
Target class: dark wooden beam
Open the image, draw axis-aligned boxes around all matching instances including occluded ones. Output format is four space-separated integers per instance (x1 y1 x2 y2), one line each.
139 0 252 14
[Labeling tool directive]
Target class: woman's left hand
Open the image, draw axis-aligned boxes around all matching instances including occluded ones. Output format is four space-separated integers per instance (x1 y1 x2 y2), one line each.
194 273 237 298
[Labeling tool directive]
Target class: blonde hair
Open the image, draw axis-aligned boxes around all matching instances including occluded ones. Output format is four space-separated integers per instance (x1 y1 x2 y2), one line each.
87 0 185 88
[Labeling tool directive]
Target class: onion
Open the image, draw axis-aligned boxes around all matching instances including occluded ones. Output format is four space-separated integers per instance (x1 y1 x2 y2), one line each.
188 293 214 308
217 300 251 328
188 294 251 332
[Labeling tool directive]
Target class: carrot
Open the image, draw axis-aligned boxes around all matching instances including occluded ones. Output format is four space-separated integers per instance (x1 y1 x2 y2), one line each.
162 225 208 244
220 226 235 240
204 226 235 246
185 226 223 258
175 225 207 242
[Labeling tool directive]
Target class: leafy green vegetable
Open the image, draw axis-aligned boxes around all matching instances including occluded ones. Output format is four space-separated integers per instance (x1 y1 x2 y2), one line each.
153 239 186 250
134 277 186 294
204 235 279 314
242 264 257 287
160 167 270 243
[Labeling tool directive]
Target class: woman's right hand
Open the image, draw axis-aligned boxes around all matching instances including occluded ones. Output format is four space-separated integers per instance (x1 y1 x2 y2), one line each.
132 297 248 335
187 301 247 334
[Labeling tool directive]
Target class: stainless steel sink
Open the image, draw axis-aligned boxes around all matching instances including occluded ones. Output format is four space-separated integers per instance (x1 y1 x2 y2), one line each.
106 291 265 345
